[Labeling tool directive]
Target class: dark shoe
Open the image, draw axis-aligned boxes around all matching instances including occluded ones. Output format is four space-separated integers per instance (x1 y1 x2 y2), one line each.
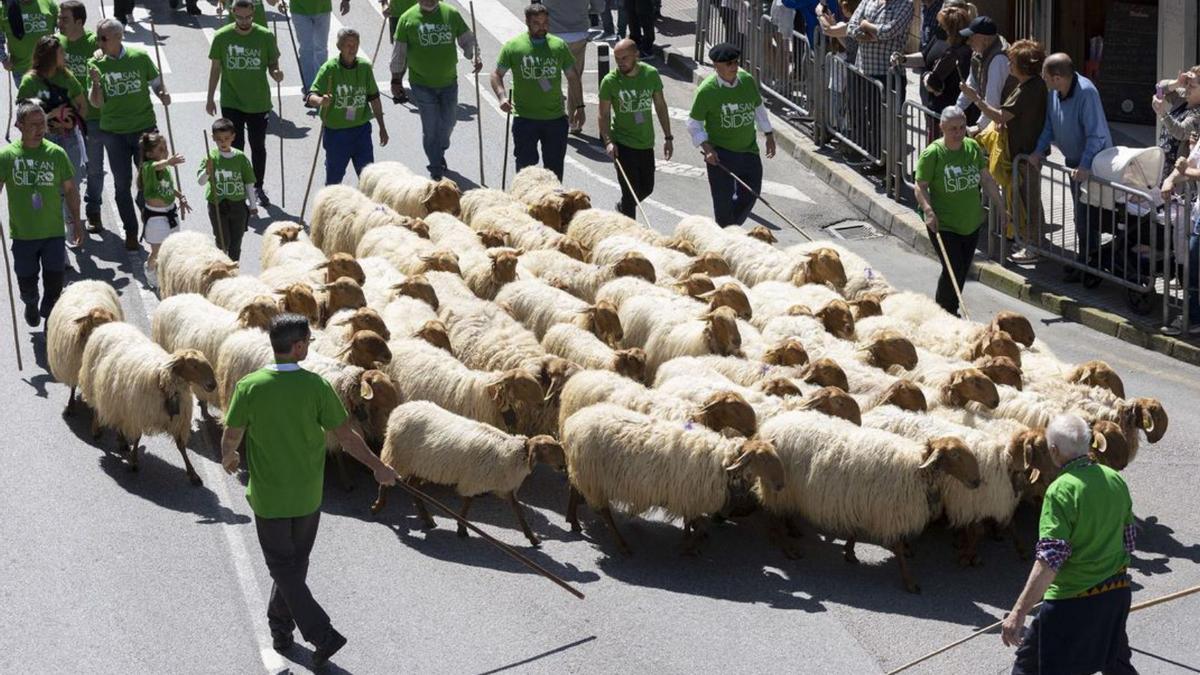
255 187 271 208
185 1 200 14
271 632 295 653
125 234 140 251
23 302 39 327
86 211 103 232
312 629 347 667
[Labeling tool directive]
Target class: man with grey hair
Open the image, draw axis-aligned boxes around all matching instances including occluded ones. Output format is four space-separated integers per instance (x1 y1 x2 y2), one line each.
306 28 389 185
1002 413 1137 674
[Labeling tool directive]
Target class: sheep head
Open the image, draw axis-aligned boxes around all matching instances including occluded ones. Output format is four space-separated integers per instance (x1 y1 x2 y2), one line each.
816 299 855 340
727 438 785 493
526 434 567 471
276 283 321 325
390 274 439 310
72 307 119 342
335 307 391 341
337 329 391 369
862 330 917 370
763 338 809 367
315 253 366 286
700 283 752 321
199 261 238 294
1008 428 1055 490
402 216 430 239
489 248 522 284
969 328 1022 367
759 377 802 398
1068 360 1125 399
555 236 590 262
975 355 1022 390
476 228 507 248
1090 420 1130 471
534 356 579 405
527 201 563 231
794 248 847 289
797 386 861 425
413 319 452 352
321 276 367 319
559 190 592 225
417 251 461 275
694 391 757 437
581 300 623 348
992 310 1035 347
269 222 303 244
662 237 699 256
611 252 656 283
702 306 743 357
745 225 778 244
1122 397 1168 444
675 273 715 298
162 349 216 414
942 368 999 409
422 178 462 216
237 296 281 331
358 369 400 418
877 379 927 412
800 357 849 391
612 348 647 383
485 369 544 433
849 294 884 320
686 252 732 278
919 437 982 489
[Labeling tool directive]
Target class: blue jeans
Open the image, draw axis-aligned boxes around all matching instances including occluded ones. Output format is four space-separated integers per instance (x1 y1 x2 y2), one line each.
83 123 105 216
323 122 374 185
704 146 763 226
100 126 153 237
292 12 330 92
409 82 458 177
512 115 568 181
1070 177 1101 264
12 237 67 317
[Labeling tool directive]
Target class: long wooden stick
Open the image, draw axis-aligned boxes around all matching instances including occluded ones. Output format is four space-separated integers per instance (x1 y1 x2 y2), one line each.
281 6 306 90
5 69 12 142
201 131 228 252
501 111 511 190
0 221 23 371
272 11 286 208
614 155 650 229
300 124 324 223
470 1 485 186
149 20 184 222
370 3 388 66
712 159 813 241
932 227 971 320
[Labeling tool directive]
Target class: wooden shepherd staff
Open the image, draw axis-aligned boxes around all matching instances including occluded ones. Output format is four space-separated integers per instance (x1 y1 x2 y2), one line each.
470 1 485 186
300 102 326 224
280 5 306 93
272 11 286 208
501 111 511 190
149 19 184 221
0 221 23 371
370 3 389 65
613 156 651 231
201 131 228 252
5 71 12 142
711 158 813 242
932 227 971 321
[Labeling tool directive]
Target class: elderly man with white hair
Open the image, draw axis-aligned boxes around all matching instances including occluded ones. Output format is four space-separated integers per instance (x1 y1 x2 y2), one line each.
1001 413 1137 675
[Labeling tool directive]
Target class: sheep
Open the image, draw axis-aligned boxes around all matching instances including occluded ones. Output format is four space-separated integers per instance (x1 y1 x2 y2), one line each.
311 307 391 358
561 403 786 555
748 281 855 338
617 292 721 350
496 279 623 346
745 225 778 243
460 187 558 228
873 295 1027 366
78 322 216 485
1090 420 1130 471
380 294 440 341
460 247 522 300
156 231 238 298
904 349 1001 410
356 224 459 276
757 410 980 592
788 240 894 301
509 166 591 228
370 401 565 545
590 235 732 282
542 324 646 382
674 216 846 289
259 252 366 290
676 273 717 298
216 329 275 409
643 306 743 379
762 314 918 371
882 291 1036 347
358 256 409 310
468 204 589 260
260 221 309 268
652 349 809 390
150 293 278 411
310 185 375 253
426 212 495 254
207 276 321 326
384 337 545 435
321 329 391 369
517 248 655 302
852 379 929 414
363 161 461 217
46 281 123 414
565 208 668 250
976 355 1023 390
316 277 368 327
655 370 862 425
849 293 885 320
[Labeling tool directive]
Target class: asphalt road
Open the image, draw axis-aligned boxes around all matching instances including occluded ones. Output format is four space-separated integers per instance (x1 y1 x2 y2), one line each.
0 1 1197 673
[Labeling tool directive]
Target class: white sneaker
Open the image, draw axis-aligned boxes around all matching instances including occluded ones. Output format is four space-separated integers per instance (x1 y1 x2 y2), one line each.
1161 315 1200 336
1007 247 1039 264
145 263 158 289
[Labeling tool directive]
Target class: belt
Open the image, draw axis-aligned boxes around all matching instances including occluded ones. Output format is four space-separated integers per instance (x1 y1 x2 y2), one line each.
1075 567 1130 599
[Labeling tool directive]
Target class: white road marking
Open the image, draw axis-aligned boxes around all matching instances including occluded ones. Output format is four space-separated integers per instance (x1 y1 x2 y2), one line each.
582 91 689 121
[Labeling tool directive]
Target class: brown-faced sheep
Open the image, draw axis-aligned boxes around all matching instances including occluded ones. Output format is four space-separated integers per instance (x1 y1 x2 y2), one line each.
47 281 123 414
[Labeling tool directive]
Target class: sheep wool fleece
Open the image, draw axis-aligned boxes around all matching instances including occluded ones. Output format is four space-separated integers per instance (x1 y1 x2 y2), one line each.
225 365 349 518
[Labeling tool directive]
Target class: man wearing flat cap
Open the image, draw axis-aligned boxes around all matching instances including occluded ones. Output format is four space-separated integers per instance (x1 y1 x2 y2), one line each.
687 42 775 227
955 16 1015 121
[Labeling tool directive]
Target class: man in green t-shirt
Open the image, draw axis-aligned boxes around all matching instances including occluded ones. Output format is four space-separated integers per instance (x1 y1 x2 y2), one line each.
87 18 170 251
598 38 671 218
0 100 82 327
914 105 1005 317
1001 413 1136 675
0 0 59 83
207 0 284 206
56 0 102 230
306 28 389 185
222 313 397 665
489 3 574 180
389 0 478 179
687 43 776 227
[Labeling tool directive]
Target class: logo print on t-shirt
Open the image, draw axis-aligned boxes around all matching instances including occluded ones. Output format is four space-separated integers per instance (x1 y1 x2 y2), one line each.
719 101 755 129
519 54 560 80
213 167 242 198
102 70 144 97
942 162 981 193
334 83 367 112
416 21 454 47
22 13 50 35
12 157 55 186
616 88 652 114
225 43 264 70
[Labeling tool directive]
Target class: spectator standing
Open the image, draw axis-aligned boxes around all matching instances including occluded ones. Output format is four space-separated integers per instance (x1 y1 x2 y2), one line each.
918 0 942 52
57 0 103 232
390 0 479 180
819 0 859 137
1159 139 1200 336
597 38 671 217
544 0 601 134
292 0 350 98
1001 414 1137 675
891 4 971 142
1152 67 1200 173
597 0 624 41
0 100 82 327
198 118 257 262
913 105 1005 316
306 28 389 185
954 16 1013 126
18 35 86 210
137 131 189 288
0 0 60 84
490 3 574 180
1031 53 1113 280
688 42 776 227
221 313 398 667
625 0 655 58
207 0 284 207
87 18 170 251
382 0 417 102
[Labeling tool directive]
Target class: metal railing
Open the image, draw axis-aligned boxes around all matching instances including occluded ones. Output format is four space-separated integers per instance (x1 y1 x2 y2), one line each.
754 15 817 127
1162 182 1197 334
823 54 886 166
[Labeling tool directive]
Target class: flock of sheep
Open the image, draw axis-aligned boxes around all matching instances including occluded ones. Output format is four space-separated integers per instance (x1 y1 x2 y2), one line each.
44 162 1170 593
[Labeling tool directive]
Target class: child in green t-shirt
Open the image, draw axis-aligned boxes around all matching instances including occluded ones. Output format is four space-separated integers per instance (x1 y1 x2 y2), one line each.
198 118 258 262
136 132 190 289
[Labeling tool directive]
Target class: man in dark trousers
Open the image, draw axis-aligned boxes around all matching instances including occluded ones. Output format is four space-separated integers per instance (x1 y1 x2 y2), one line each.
597 38 671 217
221 314 399 666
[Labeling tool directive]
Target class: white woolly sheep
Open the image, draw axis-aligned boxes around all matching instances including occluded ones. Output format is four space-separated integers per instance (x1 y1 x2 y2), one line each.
363 161 461 217
460 247 522 300
565 208 670 250
371 401 565 546
656 370 861 425
260 221 310 269
509 166 591 228
379 294 440 341
467 204 590 260
561 403 786 555
156 231 238 298
315 277 368 327
788 240 894 301
517 248 655 302
748 281 855 338
356 224 459 276
312 307 392 358
643 305 743 379
310 185 374 253
496 279 623 347
260 251 366 290
207 276 321 326
460 188 544 226
542 324 646 382
215 329 274 409
78 322 216 485
651 347 810 390
426 212 495 254
591 235 731 282
674 216 846 289
46 281 123 414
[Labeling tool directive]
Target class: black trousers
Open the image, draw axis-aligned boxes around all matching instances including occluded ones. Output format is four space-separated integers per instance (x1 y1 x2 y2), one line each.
705 146 762 227
928 225 979 317
614 143 655 218
254 511 333 645
625 0 656 54
1012 583 1135 675
208 201 250 262
512 115 568 181
223 106 268 191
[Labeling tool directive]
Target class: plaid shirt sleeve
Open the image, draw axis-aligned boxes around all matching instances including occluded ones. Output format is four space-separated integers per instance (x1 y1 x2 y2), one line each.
1124 523 1137 554
1035 537 1072 571
851 0 915 77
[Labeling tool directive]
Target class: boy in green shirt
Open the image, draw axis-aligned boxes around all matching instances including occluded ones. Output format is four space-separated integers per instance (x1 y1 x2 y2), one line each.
306 28 388 185
222 313 397 664
0 100 82 327
56 0 103 229
598 39 672 218
198 118 258 262
0 0 59 81
489 3 574 180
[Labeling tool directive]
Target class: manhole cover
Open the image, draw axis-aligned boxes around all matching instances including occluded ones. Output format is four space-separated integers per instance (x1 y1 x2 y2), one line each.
826 221 880 241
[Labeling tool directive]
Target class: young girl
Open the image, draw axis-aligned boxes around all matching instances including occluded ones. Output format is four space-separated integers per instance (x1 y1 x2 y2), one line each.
138 132 191 289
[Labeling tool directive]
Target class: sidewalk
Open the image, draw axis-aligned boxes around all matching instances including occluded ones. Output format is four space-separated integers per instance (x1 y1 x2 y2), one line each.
649 3 1200 366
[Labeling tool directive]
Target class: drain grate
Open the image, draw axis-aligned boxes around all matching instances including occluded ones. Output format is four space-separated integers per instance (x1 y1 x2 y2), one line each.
825 221 881 241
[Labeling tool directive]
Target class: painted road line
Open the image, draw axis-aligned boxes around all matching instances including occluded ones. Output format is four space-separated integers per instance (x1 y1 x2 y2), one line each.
654 160 816 204
582 92 690 121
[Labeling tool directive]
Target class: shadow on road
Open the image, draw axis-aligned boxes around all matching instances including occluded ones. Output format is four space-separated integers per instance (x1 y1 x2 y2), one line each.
476 635 598 675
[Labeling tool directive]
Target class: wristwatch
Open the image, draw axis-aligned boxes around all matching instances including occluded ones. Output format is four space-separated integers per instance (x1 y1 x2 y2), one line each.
663 135 673 140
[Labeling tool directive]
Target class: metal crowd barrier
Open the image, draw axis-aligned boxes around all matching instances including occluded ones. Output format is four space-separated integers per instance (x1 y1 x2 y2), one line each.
696 0 753 66
895 99 939 192
753 14 817 128
822 54 886 167
1162 182 1196 334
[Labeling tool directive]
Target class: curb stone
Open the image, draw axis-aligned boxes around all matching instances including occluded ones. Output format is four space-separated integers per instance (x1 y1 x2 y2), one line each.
655 47 1200 367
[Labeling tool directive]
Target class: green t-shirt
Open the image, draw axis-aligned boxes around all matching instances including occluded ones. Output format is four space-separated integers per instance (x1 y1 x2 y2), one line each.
209 24 280 114
290 0 330 16
140 160 176 204
88 47 160 135
225 365 349 519
198 148 256 203
0 0 59 73
496 33 573 121
599 63 663 150
394 2 469 88
1038 459 1133 600
311 57 379 130
16 70 84 122
388 0 416 17
59 31 100 121
0 139 74 240
914 137 986 235
689 70 763 154
224 0 269 26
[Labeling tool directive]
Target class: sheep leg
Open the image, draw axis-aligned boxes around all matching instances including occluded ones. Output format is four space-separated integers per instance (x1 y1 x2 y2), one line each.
456 497 474 538
566 486 583 533
1006 522 1029 561
767 516 805 560
598 506 632 556
333 451 353 492
369 484 390 516
893 541 921 594
957 525 982 567
175 438 202 487
124 436 140 473
408 478 437 529
90 416 102 442
843 537 859 564
784 516 804 539
66 386 77 416
681 519 708 557
507 493 539 547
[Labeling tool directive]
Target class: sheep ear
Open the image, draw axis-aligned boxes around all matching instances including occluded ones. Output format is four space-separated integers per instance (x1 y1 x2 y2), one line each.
1028 466 1042 484
1091 430 1107 454
917 445 941 470
359 378 375 401
725 450 750 472
315 261 330 270
484 378 503 402
1140 408 1154 431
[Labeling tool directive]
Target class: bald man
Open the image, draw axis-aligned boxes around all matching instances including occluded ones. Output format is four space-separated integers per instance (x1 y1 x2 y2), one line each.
597 39 671 217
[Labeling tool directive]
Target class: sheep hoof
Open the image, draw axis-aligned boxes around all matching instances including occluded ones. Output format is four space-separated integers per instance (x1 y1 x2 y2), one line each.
526 537 541 548
456 524 469 538
568 520 582 534
421 520 437 531
188 472 203 487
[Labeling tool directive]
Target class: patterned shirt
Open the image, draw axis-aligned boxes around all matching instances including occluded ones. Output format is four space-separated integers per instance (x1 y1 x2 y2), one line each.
847 0 915 77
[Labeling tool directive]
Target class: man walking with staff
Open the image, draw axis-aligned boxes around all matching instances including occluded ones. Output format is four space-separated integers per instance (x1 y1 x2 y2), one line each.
389 0 479 181
597 37 670 218
306 28 389 185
